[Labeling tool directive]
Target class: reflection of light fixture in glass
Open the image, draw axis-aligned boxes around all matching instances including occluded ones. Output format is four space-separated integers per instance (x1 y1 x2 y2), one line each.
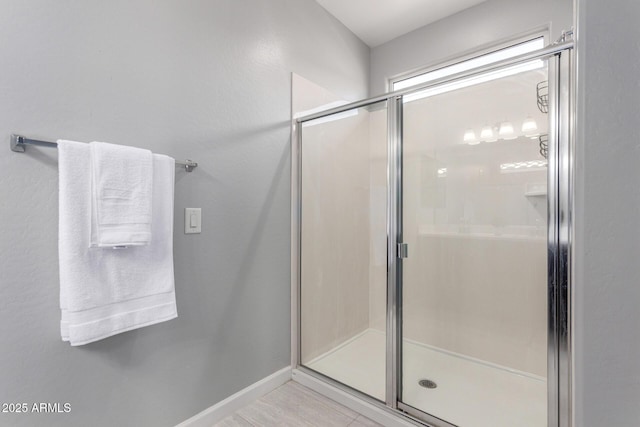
500 160 547 173
463 129 479 145
499 121 517 139
521 116 539 138
480 125 496 142
437 168 447 177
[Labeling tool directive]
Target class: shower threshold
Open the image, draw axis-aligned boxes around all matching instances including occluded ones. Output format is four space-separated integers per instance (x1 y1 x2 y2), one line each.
306 329 546 427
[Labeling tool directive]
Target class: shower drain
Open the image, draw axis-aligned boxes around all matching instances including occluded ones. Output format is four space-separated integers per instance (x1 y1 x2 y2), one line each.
418 379 437 389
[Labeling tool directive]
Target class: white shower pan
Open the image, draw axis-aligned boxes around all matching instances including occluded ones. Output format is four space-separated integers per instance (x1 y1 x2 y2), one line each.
307 329 546 427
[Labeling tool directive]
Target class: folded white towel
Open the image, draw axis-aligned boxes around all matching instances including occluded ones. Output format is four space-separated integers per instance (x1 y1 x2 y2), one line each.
58 140 177 346
90 141 153 248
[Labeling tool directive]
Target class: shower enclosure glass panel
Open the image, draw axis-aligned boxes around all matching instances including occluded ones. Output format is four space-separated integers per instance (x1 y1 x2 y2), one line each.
400 62 549 426
299 101 388 401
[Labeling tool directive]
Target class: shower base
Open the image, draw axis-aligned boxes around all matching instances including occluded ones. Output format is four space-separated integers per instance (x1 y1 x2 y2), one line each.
306 329 546 427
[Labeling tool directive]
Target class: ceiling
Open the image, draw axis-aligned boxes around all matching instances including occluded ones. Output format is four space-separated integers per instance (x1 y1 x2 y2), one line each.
315 0 487 47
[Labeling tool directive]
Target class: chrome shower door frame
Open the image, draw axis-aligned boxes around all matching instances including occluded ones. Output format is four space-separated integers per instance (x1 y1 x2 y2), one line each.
292 41 574 427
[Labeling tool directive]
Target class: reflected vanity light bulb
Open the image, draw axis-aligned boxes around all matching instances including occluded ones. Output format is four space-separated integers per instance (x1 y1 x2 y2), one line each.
480 125 496 142
521 116 539 137
463 129 479 145
499 121 517 140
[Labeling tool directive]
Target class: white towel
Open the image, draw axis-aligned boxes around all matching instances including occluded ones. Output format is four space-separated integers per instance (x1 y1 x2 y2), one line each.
58 140 177 346
90 141 153 248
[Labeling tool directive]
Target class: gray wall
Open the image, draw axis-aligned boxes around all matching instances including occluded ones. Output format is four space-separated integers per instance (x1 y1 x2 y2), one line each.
574 0 640 425
0 1 368 426
369 0 573 96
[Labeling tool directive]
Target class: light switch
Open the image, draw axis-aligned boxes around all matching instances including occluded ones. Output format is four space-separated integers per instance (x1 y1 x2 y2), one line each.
184 208 201 234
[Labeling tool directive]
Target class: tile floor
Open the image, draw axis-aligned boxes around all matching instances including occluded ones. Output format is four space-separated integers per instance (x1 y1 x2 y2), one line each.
214 381 382 427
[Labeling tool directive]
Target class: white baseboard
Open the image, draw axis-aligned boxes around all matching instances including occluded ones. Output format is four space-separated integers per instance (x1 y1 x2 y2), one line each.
292 369 420 427
176 367 292 427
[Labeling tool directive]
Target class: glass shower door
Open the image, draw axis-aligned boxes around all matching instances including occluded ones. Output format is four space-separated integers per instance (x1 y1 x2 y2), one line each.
299 101 388 401
399 61 550 427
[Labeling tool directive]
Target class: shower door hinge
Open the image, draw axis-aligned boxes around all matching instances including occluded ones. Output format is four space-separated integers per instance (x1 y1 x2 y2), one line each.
397 243 408 259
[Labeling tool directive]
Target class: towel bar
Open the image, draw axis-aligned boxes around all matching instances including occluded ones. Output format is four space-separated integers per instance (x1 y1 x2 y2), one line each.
10 134 198 172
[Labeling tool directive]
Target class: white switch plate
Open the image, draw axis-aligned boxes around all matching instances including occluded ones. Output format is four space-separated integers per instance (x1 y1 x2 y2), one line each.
184 208 201 234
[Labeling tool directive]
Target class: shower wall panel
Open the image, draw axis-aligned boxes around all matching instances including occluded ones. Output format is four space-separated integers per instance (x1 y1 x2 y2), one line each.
300 109 372 362
368 108 389 333
403 234 547 376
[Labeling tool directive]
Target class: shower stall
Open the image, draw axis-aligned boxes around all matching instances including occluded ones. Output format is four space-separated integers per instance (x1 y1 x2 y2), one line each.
292 38 572 427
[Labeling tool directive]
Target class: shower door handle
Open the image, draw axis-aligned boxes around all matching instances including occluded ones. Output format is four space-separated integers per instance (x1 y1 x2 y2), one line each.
397 243 408 259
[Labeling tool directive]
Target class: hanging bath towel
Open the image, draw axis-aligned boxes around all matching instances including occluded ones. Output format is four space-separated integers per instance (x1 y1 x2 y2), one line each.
58 140 177 346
